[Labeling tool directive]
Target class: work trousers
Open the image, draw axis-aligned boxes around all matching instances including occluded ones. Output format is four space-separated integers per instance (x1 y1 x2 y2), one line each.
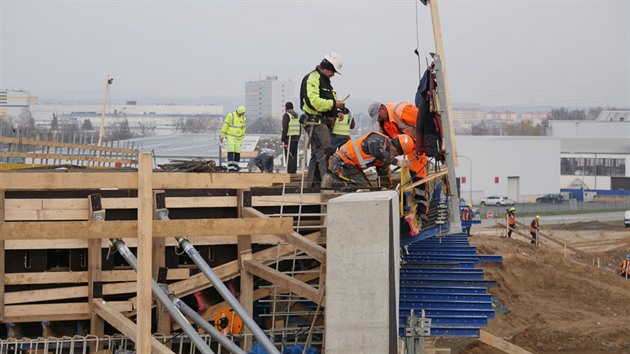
530 231 538 244
284 136 299 174
226 138 243 172
508 224 515 238
331 134 350 150
306 124 334 187
329 155 372 188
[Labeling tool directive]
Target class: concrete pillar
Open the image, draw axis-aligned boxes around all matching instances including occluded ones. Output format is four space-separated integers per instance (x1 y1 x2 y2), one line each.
325 191 400 354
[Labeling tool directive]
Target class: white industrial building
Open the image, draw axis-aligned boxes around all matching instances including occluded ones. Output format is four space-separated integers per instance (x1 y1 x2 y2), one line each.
245 76 294 120
454 112 630 203
0 89 36 119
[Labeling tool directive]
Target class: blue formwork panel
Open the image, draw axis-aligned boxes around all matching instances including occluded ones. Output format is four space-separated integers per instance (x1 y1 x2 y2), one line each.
400 279 497 288
399 308 496 319
399 300 493 310
402 261 476 269
414 247 478 252
428 327 481 337
399 286 489 294
399 316 488 327
401 268 484 274
400 272 484 280
403 261 477 268
404 255 503 263
400 293 492 302
411 249 478 255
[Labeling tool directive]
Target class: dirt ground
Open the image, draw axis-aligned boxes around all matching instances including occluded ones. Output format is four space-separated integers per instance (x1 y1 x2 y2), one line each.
438 223 630 354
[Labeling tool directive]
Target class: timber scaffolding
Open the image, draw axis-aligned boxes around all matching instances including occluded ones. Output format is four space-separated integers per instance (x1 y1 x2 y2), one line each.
0 155 332 353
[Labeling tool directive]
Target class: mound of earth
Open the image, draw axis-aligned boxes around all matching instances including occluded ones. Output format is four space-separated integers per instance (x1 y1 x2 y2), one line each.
439 226 630 354
548 220 624 231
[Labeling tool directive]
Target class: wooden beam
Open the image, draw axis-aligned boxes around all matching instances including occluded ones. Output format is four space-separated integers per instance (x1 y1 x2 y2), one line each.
0 171 289 191
0 217 293 240
0 136 138 154
153 191 170 339
0 190 5 321
242 207 326 262
403 170 448 191
0 152 137 165
88 195 105 352
479 330 533 354
4 268 190 285
137 153 153 354
237 190 253 351
93 300 174 354
3 301 132 323
428 0 458 165
243 259 320 303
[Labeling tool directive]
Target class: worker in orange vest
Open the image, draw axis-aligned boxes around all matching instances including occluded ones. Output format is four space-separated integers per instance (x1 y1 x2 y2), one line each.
529 215 541 245
323 133 415 188
507 207 516 238
369 101 429 222
620 255 630 277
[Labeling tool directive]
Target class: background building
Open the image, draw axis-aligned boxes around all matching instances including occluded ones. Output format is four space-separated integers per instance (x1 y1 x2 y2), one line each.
0 88 37 119
245 76 294 120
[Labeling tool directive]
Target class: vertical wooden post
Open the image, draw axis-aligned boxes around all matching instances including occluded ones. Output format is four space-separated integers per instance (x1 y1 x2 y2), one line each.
237 189 253 351
88 194 104 352
428 0 458 165
137 153 153 353
0 190 5 322
153 191 171 341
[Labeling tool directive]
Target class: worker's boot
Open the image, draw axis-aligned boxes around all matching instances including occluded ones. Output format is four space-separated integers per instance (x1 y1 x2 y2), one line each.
321 173 334 189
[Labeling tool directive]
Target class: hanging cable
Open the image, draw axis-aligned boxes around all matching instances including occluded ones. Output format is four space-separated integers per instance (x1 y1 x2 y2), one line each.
414 0 423 80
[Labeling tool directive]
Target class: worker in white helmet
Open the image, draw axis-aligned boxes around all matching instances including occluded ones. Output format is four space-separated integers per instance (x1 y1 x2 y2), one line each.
300 52 345 187
220 105 247 172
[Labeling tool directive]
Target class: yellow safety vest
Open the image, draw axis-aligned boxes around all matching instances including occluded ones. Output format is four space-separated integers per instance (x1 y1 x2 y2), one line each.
332 112 353 136
222 111 246 140
287 112 301 136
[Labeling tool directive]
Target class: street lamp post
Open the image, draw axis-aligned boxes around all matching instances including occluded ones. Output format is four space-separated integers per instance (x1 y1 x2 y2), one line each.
458 155 473 204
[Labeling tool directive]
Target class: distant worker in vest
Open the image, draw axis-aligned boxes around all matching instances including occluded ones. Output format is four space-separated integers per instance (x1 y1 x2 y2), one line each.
530 215 541 245
220 105 247 172
281 102 301 174
323 132 415 189
331 109 355 149
507 207 517 238
300 52 345 187
620 255 630 278
461 203 473 236
369 101 429 222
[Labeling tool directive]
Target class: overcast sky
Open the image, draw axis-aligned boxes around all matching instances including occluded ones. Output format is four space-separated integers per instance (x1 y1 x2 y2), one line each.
1 0 628 109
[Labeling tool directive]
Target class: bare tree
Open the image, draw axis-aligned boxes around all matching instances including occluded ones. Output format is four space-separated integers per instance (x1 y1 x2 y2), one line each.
136 121 157 137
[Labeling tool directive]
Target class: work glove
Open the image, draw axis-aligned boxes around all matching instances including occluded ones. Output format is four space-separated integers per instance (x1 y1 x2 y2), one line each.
220 136 225 144
397 159 410 168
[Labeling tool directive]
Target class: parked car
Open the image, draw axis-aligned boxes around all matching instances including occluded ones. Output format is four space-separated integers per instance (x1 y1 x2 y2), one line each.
536 193 564 204
625 210 630 228
479 196 515 206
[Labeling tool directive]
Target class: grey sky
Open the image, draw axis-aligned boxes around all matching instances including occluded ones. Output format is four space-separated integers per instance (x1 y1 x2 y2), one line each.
2 0 628 108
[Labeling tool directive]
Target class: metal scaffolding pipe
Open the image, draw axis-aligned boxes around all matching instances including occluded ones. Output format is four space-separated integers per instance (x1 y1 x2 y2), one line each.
109 238 215 354
176 237 280 354
164 288 246 354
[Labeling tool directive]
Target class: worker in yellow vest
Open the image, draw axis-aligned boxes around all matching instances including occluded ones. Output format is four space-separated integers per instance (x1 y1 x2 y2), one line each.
220 106 247 172
281 102 301 174
331 109 355 149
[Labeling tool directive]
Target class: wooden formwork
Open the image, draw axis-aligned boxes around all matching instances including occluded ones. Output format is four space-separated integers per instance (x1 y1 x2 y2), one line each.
0 153 327 353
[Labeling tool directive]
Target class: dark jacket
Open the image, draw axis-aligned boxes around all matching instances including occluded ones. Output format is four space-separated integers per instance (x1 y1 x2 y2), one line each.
281 109 301 143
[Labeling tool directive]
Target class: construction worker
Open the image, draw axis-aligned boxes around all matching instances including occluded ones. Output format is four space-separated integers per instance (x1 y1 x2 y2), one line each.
331 109 355 149
323 133 414 189
461 203 473 236
530 215 541 245
300 52 345 187
254 149 275 173
369 101 429 222
620 255 630 277
281 102 301 174
507 207 516 238
220 105 247 172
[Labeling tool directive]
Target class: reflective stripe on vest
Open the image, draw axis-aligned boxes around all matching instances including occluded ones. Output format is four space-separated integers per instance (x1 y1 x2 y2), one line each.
332 113 352 136
338 133 387 169
287 112 301 136
225 112 246 139
387 102 416 136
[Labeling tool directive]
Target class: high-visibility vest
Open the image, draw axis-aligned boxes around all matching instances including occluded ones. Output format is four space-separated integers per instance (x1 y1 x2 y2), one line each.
384 102 417 137
337 132 389 169
332 112 353 136
508 213 516 226
287 112 301 136
222 111 246 140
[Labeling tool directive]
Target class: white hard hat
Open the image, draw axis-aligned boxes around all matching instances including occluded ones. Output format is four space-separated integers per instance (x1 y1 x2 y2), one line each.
324 52 343 74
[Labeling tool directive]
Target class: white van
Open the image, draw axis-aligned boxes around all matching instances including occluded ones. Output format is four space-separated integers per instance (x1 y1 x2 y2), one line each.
625 210 630 228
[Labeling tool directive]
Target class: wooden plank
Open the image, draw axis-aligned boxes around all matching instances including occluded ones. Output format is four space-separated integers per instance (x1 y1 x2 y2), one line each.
88 195 105 352
0 152 137 165
152 172 290 189
252 194 321 206
403 170 448 191
0 217 294 240
479 330 533 354
0 190 4 321
3 301 133 323
0 136 138 154
153 191 170 339
0 172 138 190
237 190 253 351
242 207 326 262
243 259 320 303
137 153 153 354
93 300 174 354
4 268 189 285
